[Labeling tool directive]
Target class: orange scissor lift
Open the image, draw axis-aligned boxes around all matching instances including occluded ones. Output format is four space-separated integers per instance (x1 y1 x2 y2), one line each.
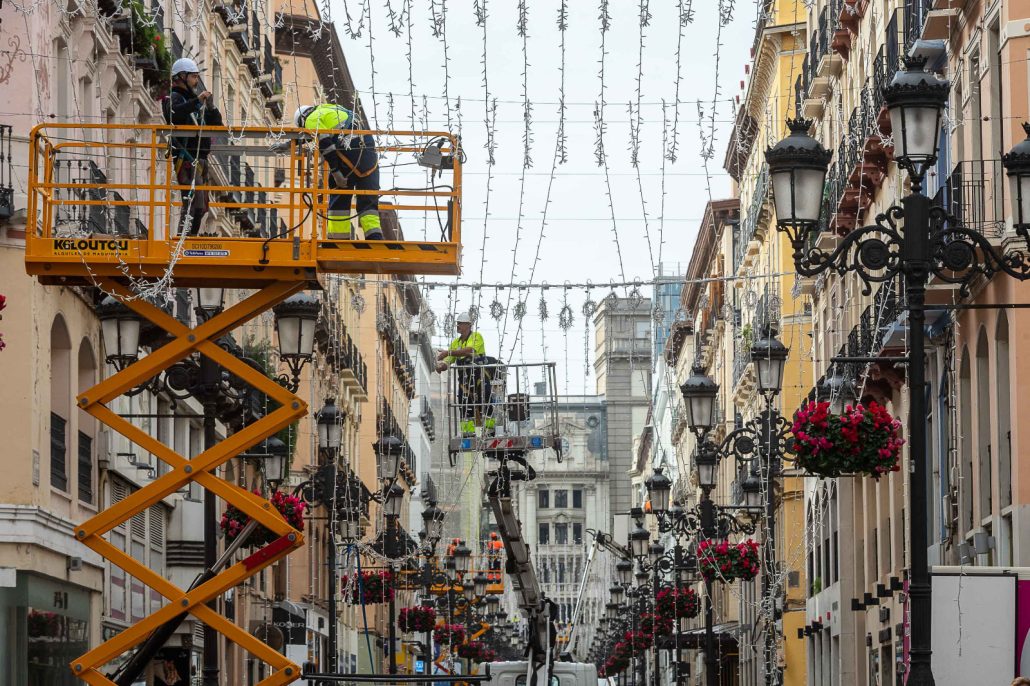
23 123 463 685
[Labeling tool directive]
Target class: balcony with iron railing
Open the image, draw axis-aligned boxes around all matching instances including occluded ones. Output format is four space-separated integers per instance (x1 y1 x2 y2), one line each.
754 287 781 334
733 164 771 275
904 0 933 52
732 334 753 392
931 160 1007 242
228 8 250 53
420 396 436 442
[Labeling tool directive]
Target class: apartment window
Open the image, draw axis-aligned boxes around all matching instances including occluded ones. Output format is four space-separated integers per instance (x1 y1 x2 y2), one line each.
572 489 583 508
50 317 71 492
634 321 650 339
555 523 568 545
77 432 93 504
538 523 549 544
51 413 68 492
538 489 549 509
572 523 582 544
554 490 568 508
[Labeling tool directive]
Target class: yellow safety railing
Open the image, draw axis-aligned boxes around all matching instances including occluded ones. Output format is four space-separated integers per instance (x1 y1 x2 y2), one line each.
25 123 463 282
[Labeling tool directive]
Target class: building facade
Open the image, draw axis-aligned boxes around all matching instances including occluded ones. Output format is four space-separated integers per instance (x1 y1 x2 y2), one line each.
517 395 610 658
792 0 1030 683
594 296 653 524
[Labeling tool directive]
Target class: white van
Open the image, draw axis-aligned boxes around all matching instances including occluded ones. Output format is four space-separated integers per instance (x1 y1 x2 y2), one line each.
484 661 598 686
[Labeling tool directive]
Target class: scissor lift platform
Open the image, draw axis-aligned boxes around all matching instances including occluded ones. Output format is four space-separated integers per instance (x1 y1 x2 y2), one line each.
25 123 463 285
24 122 465 685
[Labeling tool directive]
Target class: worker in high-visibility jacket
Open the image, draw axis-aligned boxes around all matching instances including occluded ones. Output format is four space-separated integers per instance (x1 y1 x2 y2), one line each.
436 312 496 436
294 104 384 240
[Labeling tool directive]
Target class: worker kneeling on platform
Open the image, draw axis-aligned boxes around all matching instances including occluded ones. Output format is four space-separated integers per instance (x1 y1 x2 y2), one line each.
163 58 223 236
294 104 383 240
436 312 497 436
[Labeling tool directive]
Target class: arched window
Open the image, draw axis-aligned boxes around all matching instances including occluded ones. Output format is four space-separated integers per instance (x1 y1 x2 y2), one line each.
976 327 992 520
50 316 72 492
996 313 1011 509
77 339 97 504
959 348 973 533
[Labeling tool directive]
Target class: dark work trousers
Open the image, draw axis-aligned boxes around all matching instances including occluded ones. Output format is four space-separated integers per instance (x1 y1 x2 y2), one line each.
175 157 209 236
455 357 495 432
321 134 380 227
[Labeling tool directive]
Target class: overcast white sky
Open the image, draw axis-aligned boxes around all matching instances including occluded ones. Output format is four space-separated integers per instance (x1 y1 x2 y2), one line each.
327 0 757 394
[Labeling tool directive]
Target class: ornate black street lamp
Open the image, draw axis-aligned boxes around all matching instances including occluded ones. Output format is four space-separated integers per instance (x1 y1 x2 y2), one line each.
767 56 1030 686
272 292 320 391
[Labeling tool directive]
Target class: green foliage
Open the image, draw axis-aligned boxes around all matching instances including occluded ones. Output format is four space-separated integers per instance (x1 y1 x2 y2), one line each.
122 0 172 97
740 323 754 349
242 335 299 455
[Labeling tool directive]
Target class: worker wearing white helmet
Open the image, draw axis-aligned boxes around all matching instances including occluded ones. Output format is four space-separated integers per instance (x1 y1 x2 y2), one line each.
294 103 383 241
437 312 497 436
161 57 223 235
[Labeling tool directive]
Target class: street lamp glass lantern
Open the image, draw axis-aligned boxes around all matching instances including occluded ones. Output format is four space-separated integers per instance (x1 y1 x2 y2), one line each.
765 118 832 239
97 296 141 369
375 435 404 481
644 468 673 515
1003 122 1030 241
609 585 624 605
383 483 405 519
454 540 472 574
628 522 650 559
485 594 501 614
616 559 634 586
462 579 476 602
316 398 344 451
882 57 950 176
818 369 857 415
190 287 225 315
648 542 665 567
422 501 445 542
339 511 362 541
694 447 719 490
751 327 789 397
273 292 320 359
741 474 763 509
261 436 289 486
680 365 720 436
473 572 489 597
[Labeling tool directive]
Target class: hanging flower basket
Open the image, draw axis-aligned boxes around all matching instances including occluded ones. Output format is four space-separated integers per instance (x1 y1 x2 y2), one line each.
623 629 651 652
434 623 466 645
220 489 305 547
792 400 904 478
655 585 700 620
638 612 673 639
457 641 489 661
398 605 437 633
342 570 394 604
698 539 761 583
600 641 632 676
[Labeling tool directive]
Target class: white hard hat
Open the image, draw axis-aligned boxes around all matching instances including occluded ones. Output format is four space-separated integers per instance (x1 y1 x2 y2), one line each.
294 106 314 127
455 312 473 324
171 58 200 76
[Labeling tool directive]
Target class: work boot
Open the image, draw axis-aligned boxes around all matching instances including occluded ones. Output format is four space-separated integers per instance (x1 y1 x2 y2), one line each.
359 211 384 240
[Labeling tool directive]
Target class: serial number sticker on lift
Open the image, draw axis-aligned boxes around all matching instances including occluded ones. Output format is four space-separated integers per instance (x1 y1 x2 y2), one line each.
53 238 131 256
184 249 230 257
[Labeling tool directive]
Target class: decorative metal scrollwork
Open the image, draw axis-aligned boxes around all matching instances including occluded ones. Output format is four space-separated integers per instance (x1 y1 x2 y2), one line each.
791 206 906 294
927 205 1030 297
